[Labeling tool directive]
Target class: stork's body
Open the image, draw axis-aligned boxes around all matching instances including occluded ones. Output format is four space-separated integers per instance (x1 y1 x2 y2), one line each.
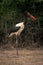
9 22 25 37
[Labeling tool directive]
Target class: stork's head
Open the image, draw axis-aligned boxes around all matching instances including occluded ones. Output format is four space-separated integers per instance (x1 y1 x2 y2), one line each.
25 11 36 21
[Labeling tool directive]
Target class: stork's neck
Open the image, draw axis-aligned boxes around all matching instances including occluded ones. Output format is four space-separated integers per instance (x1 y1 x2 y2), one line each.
23 16 27 25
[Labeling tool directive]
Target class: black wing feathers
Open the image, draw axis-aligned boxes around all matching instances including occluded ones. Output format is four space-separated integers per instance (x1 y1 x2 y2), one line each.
9 26 20 34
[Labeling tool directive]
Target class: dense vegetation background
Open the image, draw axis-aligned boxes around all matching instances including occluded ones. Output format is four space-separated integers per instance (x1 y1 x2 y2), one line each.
0 0 43 48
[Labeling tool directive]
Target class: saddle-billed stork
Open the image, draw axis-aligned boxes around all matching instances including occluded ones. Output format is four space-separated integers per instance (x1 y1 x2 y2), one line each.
9 11 36 55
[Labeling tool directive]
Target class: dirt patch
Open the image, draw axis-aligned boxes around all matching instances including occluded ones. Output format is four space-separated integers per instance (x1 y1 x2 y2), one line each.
0 49 43 65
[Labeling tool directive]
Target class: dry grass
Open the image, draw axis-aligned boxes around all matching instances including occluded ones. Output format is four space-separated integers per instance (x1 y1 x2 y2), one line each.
0 49 43 65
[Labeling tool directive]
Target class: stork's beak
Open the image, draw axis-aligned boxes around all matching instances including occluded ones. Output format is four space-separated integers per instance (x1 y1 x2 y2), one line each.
30 15 36 21
26 12 36 21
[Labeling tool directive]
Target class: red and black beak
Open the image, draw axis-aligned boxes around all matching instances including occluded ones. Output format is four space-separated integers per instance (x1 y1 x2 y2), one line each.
26 12 36 21
30 15 36 21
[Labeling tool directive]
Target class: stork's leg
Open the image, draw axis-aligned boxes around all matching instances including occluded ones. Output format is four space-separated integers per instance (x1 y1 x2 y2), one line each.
16 35 18 55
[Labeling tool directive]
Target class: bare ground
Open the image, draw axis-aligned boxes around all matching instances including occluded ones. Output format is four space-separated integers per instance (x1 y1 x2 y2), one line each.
0 49 43 65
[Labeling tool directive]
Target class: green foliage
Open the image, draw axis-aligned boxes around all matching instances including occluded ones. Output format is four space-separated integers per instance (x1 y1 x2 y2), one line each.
0 0 43 48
